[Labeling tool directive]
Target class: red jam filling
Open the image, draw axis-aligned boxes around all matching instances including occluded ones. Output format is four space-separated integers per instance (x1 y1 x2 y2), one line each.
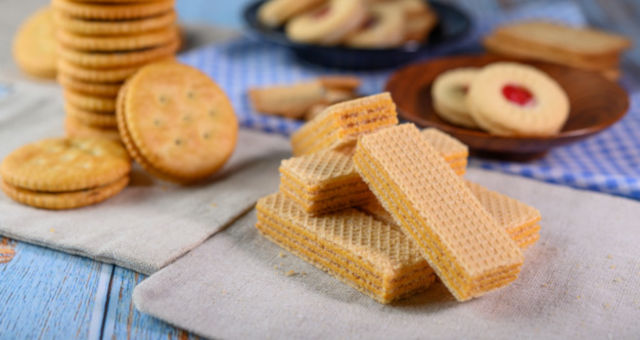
312 7 330 19
502 84 534 106
361 15 379 30
456 85 469 95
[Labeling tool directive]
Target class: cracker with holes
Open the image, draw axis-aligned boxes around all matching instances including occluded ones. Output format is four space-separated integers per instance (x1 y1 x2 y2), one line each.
0 137 130 209
467 62 569 136
117 60 238 183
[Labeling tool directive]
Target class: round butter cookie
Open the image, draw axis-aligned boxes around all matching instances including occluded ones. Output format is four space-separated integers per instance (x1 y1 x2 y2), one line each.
343 4 405 48
467 62 570 136
431 68 479 128
12 6 57 78
52 0 174 20
118 61 238 183
0 137 130 192
286 0 367 45
258 0 325 28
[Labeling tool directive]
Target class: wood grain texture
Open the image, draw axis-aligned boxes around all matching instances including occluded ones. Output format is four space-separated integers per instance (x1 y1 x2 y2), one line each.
101 267 201 340
0 241 110 339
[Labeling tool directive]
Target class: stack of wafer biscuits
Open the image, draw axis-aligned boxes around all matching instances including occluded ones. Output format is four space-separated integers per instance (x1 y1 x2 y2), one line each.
279 128 468 216
257 94 538 303
52 0 179 140
256 193 436 304
484 21 631 81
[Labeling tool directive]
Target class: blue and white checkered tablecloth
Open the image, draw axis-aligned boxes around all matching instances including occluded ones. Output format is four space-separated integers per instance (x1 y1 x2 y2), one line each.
178 1 640 200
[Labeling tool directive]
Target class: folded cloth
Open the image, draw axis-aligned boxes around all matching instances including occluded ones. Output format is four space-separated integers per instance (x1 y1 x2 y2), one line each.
133 168 640 339
0 81 290 274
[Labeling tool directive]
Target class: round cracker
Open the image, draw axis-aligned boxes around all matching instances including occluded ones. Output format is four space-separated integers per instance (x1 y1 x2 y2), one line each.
1 176 128 210
53 10 176 36
64 89 117 112
0 137 130 192
57 73 122 96
66 104 118 127
56 26 178 52
123 61 238 182
65 116 122 141
58 59 143 82
12 6 57 78
57 39 178 69
52 0 175 20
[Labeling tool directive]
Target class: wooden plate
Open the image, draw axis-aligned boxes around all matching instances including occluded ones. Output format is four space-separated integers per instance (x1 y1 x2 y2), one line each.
385 54 630 160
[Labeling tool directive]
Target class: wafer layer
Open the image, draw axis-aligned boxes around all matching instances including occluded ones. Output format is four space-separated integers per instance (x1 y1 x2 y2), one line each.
353 124 523 301
256 193 436 304
290 93 398 156
360 181 541 250
280 128 469 214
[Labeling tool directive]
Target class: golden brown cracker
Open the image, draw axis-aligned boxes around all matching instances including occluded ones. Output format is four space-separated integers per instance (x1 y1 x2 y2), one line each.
12 6 57 78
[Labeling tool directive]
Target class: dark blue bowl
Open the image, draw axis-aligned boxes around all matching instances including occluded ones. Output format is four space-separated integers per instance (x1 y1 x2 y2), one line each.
243 0 471 70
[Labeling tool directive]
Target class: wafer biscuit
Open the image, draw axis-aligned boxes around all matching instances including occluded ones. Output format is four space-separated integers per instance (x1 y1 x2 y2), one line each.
57 39 178 69
317 75 361 91
56 26 177 52
118 61 238 182
1 176 128 210
291 92 398 156
353 124 523 301
256 192 436 304
52 0 175 20
361 181 541 249
280 128 468 214
64 89 116 113
0 137 130 192
53 10 176 36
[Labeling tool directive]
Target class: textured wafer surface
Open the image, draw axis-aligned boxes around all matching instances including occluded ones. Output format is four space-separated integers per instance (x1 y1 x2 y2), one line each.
256 192 435 303
353 124 523 301
53 10 176 36
291 92 398 156
52 0 175 20
422 128 468 160
0 137 130 192
122 61 238 182
12 6 57 78
1 176 128 210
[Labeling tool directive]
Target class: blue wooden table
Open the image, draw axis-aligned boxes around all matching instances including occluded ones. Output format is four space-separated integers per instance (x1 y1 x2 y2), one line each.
1 0 639 339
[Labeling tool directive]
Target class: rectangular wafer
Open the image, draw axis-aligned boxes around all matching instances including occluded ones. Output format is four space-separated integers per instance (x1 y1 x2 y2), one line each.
280 128 468 215
361 180 541 250
353 123 523 301
256 193 436 304
290 92 398 156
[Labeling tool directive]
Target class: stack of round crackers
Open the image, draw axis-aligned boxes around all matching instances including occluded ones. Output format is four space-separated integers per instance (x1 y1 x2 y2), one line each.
52 0 179 141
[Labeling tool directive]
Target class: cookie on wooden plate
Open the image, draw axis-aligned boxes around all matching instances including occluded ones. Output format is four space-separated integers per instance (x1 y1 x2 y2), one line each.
0 137 130 209
117 60 238 183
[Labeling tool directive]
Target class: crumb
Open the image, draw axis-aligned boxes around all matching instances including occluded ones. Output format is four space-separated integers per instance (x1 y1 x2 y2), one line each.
273 265 279 270
49 228 55 233
285 270 297 277
613 277 622 283
607 254 613 259
603 303 610 310
301 272 308 276
221 290 227 295
278 251 286 258
576 295 581 300
210 202 217 208
541 283 548 288
609 265 616 269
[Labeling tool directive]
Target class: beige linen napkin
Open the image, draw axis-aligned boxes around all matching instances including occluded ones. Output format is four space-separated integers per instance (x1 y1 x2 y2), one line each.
133 168 640 339
0 80 290 274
